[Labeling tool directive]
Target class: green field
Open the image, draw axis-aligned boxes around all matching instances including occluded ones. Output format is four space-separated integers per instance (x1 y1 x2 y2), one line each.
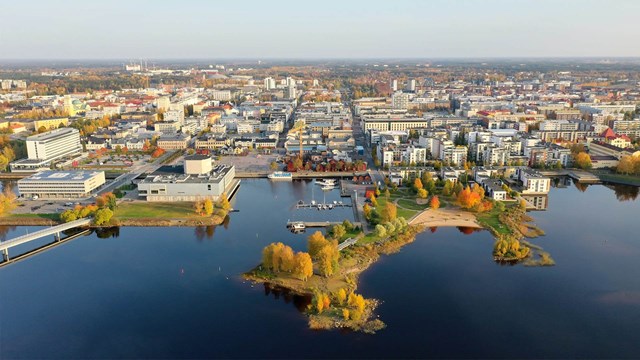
6 213 60 221
115 202 198 219
397 198 429 211
476 208 511 235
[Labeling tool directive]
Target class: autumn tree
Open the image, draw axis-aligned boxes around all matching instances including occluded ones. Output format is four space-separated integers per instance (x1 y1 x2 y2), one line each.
292 252 313 281
336 288 347 305
457 185 482 209
574 152 592 169
413 178 423 192
307 231 327 258
317 239 339 277
380 202 397 223
417 188 428 199
203 198 214 216
429 195 440 210
375 224 387 237
331 224 346 239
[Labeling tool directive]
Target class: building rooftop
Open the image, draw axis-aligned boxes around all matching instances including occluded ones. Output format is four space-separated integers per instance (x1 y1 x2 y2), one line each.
26 127 79 142
140 164 234 185
20 170 103 182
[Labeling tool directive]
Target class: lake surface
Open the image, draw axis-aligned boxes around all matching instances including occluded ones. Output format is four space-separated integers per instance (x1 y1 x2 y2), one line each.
1 179 640 358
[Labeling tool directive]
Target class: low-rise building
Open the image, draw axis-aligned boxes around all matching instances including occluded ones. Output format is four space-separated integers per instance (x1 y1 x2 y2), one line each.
17 170 105 199
137 161 236 202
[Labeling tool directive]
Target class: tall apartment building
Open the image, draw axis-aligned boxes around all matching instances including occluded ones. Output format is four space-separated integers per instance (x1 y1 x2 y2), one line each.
264 77 276 90
11 128 83 172
392 92 410 110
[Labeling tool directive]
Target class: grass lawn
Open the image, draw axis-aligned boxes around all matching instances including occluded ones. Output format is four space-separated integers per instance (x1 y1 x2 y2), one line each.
397 198 429 211
115 202 199 219
476 208 511 235
6 213 60 221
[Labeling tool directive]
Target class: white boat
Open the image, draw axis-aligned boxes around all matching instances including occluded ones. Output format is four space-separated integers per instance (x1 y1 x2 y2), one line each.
321 184 335 191
315 179 337 186
289 222 305 231
268 171 293 181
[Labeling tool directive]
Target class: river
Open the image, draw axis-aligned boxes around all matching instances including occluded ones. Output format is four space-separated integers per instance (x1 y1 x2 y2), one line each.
1 179 639 358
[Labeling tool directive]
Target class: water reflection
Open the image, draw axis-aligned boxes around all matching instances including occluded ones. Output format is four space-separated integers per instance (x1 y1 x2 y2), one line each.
606 184 639 202
95 227 120 239
521 195 549 210
457 226 481 235
194 226 216 241
263 283 312 313
0 225 17 241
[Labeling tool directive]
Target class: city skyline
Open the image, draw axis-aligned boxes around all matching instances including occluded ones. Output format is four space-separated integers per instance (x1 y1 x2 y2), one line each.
0 0 638 60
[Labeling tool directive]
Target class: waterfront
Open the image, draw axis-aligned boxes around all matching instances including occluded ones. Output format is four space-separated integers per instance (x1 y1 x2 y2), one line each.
1 179 640 358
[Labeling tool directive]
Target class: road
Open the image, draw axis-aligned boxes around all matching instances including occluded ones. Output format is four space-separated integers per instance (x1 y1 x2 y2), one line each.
97 150 179 196
348 101 385 187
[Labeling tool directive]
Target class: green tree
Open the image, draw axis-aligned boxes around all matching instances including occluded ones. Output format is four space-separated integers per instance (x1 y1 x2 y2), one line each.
375 224 387 237
93 208 114 226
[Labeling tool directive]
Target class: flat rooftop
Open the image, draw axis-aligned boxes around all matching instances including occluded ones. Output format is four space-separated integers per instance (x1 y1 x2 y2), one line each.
26 128 79 142
20 170 104 182
140 164 234 185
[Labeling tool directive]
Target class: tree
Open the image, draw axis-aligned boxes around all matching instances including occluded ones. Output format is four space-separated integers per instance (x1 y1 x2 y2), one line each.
348 292 366 312
270 161 278 171
342 309 350 320
363 204 372 221
574 152 592 169
194 199 205 215
331 224 346 239
317 240 339 277
216 193 231 211
203 198 214 216
457 185 483 209
430 195 440 210
336 288 347 305
375 224 387 237
60 209 78 223
342 219 354 232
0 154 8 171
307 231 327 258
262 243 275 269
442 180 453 196
413 178 423 191
417 188 428 199
93 208 114 226
292 252 313 281
380 202 397 223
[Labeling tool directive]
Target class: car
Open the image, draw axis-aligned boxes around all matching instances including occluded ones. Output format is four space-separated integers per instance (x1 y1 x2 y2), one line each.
65 202 73 206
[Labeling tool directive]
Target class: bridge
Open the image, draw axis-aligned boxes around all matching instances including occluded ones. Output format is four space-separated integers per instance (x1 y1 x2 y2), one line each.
338 238 357 251
0 218 92 261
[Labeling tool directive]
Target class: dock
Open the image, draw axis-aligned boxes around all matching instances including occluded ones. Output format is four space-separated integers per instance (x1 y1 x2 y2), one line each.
296 202 351 209
286 221 362 229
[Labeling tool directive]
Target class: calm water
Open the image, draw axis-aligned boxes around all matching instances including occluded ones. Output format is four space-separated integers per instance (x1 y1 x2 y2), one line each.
1 179 640 358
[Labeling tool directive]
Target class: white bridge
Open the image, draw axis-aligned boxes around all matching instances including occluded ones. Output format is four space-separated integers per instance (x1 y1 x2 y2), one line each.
0 218 92 261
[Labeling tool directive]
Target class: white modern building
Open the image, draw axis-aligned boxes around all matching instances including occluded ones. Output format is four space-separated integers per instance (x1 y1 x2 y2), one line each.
516 168 551 194
17 170 106 199
11 128 83 172
138 158 237 202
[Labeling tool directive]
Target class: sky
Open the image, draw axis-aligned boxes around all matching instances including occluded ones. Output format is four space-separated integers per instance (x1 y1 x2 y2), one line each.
0 0 638 59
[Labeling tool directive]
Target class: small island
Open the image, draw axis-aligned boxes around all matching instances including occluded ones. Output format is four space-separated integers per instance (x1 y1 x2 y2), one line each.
244 175 553 333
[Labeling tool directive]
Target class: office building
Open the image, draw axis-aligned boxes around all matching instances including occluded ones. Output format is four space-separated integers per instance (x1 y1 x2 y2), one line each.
18 170 105 199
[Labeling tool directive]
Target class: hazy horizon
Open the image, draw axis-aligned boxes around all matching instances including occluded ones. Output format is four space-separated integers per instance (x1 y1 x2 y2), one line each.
1 0 638 60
